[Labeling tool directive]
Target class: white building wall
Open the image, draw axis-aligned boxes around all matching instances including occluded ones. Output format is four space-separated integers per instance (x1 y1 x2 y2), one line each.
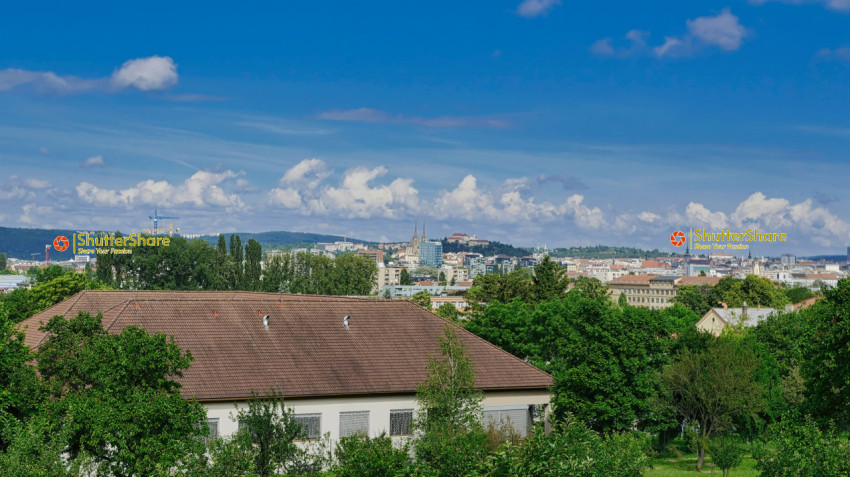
203 389 550 444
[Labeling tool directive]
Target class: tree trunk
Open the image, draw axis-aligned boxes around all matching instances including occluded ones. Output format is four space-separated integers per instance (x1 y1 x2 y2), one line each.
697 445 705 472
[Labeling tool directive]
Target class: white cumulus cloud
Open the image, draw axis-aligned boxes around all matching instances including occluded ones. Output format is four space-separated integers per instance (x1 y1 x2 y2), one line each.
76 170 243 209
81 155 105 168
686 8 748 51
516 0 561 17
111 56 178 91
269 160 420 219
0 56 179 95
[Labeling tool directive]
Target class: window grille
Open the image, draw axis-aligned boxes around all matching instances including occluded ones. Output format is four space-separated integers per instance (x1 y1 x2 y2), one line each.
483 406 530 436
390 409 413 436
196 418 219 443
294 413 321 440
339 411 370 437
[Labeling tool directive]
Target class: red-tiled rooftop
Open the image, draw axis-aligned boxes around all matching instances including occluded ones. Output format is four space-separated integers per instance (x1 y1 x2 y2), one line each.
608 274 657 285
675 276 722 286
18 291 552 402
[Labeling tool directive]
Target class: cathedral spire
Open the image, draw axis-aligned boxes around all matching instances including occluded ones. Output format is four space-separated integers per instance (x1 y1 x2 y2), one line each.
421 221 426 242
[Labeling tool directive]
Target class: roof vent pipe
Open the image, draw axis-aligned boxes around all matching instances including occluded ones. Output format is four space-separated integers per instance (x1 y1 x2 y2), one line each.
262 315 269 329
343 315 350 329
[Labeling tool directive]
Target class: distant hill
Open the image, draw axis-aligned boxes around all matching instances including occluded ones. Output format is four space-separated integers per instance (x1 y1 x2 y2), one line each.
0 226 83 261
195 231 375 251
0 227 373 260
800 255 847 263
440 239 531 258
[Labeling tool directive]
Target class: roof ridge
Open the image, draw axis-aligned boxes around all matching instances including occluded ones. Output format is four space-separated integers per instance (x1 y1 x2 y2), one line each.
104 302 131 332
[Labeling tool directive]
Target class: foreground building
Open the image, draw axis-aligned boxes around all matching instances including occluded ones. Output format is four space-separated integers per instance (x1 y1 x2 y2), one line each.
19 291 552 443
695 302 781 335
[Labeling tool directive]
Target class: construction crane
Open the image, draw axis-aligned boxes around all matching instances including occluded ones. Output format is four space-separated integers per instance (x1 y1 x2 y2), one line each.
147 209 180 237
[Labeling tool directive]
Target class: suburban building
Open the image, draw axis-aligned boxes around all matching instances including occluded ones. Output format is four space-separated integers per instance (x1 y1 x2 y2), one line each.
376 267 405 291
430 296 471 313
18 291 552 444
381 284 470 298
441 266 469 284
357 249 384 266
695 302 781 335
0 274 30 292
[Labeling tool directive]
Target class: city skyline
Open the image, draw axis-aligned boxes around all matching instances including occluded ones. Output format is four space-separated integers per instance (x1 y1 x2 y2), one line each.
2 1 850 255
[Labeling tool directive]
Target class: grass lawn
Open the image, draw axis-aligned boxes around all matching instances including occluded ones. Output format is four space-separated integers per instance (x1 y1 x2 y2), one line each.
645 439 760 476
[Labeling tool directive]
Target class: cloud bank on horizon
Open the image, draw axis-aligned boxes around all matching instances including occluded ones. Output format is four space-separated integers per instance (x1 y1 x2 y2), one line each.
2 158 848 254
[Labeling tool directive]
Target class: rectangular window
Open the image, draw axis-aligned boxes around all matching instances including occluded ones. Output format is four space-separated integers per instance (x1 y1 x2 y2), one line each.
196 418 219 443
390 409 414 436
340 411 370 438
483 406 531 436
294 413 321 440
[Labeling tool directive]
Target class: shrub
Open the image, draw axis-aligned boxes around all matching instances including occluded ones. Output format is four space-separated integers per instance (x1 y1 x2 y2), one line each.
332 432 410 477
482 415 651 477
707 435 745 477
753 415 850 477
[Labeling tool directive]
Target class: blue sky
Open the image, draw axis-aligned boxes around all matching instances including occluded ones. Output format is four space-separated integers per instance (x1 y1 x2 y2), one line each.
1 0 849 255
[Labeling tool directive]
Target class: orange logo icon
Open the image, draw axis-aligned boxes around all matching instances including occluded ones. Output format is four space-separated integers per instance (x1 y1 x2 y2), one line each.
54 236 69 252
670 231 686 247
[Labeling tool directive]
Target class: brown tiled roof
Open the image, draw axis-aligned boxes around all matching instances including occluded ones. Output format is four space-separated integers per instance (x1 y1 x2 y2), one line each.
675 276 722 286
18 291 552 402
793 295 824 310
807 273 838 280
608 275 656 285
641 260 663 269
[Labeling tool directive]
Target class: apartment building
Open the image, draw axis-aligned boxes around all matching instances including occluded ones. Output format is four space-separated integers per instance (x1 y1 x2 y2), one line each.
608 275 721 310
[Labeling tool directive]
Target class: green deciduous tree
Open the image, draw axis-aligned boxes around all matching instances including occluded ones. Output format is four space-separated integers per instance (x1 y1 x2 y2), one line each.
466 293 679 434
182 434 259 477
0 307 39 448
571 276 609 300
435 302 459 322
244 239 263 291
438 271 447 286
753 415 850 477
799 278 850 423
784 285 814 304
35 311 207 476
671 285 715 316
234 396 308 477
230 234 244 289
483 415 651 477
400 268 412 285
414 326 487 477
216 235 227 261
332 432 410 477
412 291 432 310
0 272 109 323
658 336 764 471
466 270 531 307
707 435 745 477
